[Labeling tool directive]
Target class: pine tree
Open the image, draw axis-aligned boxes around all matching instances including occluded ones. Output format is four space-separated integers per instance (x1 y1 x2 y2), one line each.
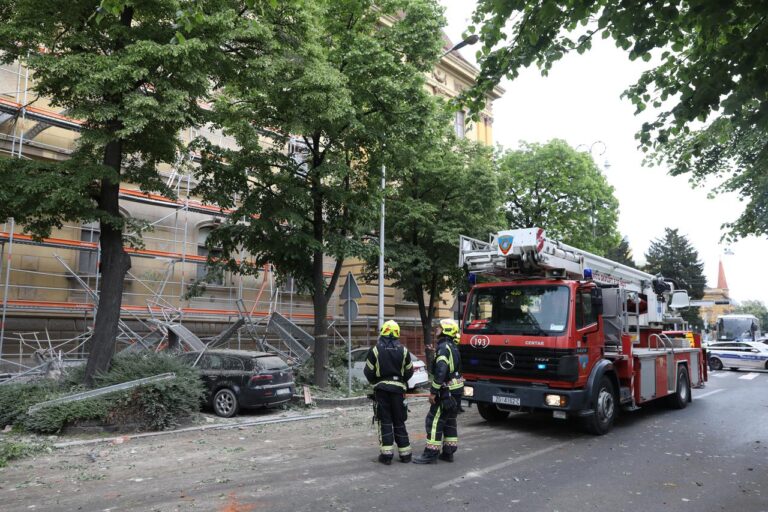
644 228 706 329
605 236 636 268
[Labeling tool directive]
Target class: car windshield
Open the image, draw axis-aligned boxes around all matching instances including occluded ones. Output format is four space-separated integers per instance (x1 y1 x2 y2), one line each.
464 285 569 336
254 356 288 371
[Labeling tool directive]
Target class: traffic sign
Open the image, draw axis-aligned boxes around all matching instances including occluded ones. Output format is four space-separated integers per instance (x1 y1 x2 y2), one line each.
342 300 359 322
340 272 362 300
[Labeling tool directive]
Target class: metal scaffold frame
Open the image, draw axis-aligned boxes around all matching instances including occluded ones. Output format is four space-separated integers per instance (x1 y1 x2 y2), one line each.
0 60 435 382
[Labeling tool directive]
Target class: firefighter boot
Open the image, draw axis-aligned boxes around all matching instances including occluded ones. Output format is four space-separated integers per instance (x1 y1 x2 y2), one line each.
412 448 439 464
378 453 393 465
399 453 412 463
438 451 454 462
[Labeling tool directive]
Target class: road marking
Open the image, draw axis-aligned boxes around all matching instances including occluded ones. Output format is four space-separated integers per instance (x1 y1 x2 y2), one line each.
710 372 729 378
738 372 760 380
695 389 725 399
433 441 570 490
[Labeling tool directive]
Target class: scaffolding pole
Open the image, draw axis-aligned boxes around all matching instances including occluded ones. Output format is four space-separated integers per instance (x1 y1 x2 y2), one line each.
0 218 14 358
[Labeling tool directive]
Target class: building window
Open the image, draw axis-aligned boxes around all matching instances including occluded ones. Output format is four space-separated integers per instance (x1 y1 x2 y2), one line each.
78 222 100 276
454 110 466 139
197 226 224 285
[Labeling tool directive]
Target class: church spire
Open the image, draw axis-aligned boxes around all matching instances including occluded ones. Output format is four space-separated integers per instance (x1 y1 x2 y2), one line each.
717 259 729 291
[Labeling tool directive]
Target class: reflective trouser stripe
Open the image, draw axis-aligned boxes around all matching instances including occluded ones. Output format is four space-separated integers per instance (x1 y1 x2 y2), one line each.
376 380 407 390
427 405 442 447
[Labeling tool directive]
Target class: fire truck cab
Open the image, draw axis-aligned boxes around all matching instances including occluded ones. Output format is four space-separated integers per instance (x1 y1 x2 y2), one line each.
458 228 707 435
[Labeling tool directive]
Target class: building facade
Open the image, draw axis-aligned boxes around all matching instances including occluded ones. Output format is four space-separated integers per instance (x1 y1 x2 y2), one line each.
0 35 504 371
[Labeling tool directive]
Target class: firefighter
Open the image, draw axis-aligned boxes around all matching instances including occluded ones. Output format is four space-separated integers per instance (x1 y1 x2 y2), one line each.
364 319 414 465
413 318 464 464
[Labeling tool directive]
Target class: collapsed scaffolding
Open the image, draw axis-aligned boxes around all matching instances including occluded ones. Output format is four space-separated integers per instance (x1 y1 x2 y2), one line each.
0 61 354 382
0 60 435 383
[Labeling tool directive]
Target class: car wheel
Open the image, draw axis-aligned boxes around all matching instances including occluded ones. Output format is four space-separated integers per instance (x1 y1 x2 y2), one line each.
668 366 690 409
582 376 617 436
709 357 723 371
213 388 239 418
477 402 509 422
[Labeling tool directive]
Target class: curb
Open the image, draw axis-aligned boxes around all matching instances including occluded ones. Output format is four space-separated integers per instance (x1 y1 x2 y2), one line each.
53 413 328 449
313 396 370 407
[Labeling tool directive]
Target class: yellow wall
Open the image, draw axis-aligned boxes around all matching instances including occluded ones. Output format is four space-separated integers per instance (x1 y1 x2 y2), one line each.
0 43 504 331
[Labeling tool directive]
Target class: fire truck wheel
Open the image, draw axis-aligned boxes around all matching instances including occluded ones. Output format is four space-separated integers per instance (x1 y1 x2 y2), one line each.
669 366 690 410
708 357 723 371
582 376 616 435
477 403 509 422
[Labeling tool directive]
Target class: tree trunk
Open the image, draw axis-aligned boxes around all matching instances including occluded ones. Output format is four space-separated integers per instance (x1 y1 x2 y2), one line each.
415 283 435 365
312 248 329 388
84 139 131 387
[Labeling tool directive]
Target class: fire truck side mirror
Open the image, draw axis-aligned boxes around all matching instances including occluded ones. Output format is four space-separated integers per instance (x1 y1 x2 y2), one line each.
590 287 603 315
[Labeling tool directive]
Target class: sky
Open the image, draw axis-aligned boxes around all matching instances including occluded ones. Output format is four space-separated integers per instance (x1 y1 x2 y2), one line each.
441 1 768 307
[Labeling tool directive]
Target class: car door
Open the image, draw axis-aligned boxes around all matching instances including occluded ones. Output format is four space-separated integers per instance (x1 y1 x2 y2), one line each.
574 288 600 378
221 355 246 387
739 343 765 369
712 343 739 367
196 354 221 397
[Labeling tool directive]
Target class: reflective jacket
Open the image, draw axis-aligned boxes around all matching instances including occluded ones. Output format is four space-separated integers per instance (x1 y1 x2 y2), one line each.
430 335 463 396
364 336 414 392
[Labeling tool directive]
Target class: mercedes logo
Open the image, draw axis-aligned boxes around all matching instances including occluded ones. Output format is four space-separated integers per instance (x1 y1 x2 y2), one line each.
499 352 516 370
470 335 490 349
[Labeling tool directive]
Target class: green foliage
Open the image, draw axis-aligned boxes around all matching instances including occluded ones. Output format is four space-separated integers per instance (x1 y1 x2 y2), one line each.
0 0 256 381
192 0 445 386
498 139 620 255
0 0 239 238
732 300 768 331
24 397 111 435
644 228 706 329
0 380 61 428
1 353 204 434
363 105 502 343
0 439 48 468
604 236 637 269
464 1 768 239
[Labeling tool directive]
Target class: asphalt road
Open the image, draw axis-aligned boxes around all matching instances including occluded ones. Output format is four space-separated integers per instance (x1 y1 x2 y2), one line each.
1 369 766 512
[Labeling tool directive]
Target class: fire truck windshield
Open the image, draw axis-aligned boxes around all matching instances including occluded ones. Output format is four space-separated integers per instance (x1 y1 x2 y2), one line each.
464 285 570 336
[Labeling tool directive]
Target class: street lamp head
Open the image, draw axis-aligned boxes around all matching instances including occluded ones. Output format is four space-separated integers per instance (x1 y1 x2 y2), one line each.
442 33 480 57
463 34 480 46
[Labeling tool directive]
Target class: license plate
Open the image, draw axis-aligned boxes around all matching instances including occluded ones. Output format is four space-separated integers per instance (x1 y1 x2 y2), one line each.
492 395 520 406
276 388 292 396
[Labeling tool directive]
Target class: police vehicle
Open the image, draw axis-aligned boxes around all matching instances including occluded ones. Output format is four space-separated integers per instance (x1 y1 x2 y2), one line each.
707 341 768 371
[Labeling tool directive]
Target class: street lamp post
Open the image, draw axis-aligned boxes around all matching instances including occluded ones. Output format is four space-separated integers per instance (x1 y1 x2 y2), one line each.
375 35 481 329
378 165 385 329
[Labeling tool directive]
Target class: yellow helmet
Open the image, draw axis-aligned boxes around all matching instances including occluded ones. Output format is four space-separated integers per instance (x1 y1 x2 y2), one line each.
439 319 460 342
379 320 400 338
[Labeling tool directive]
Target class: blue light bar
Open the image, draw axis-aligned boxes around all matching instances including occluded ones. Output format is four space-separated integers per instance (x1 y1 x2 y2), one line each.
583 268 593 280
537 363 547 370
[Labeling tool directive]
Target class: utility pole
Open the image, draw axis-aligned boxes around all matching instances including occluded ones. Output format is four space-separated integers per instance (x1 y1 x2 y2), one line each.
378 165 385 328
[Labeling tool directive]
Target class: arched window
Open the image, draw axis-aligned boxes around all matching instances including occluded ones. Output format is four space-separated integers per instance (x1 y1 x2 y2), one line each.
197 225 224 285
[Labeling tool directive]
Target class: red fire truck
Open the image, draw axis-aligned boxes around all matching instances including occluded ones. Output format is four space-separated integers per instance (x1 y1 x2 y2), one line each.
458 228 707 434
